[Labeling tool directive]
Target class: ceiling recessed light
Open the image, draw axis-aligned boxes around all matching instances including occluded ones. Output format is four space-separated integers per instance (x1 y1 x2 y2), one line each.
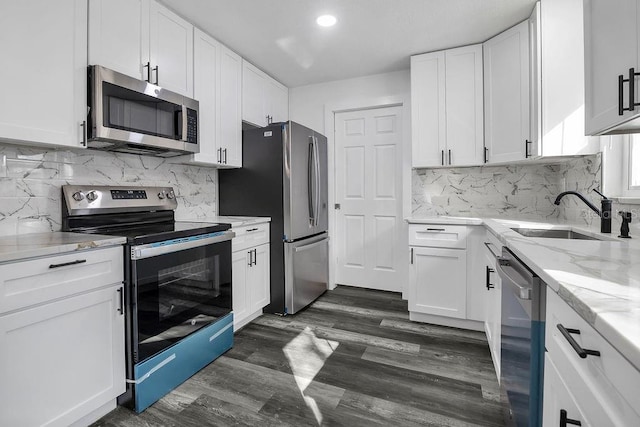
316 14 337 27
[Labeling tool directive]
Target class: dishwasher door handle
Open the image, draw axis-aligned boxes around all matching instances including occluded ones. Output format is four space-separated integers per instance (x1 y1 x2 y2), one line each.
496 258 532 300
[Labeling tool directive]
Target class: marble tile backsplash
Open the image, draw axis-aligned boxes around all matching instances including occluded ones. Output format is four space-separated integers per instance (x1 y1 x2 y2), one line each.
0 143 218 236
412 154 603 222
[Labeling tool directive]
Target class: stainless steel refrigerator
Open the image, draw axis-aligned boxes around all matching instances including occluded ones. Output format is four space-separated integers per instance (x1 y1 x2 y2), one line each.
218 121 329 314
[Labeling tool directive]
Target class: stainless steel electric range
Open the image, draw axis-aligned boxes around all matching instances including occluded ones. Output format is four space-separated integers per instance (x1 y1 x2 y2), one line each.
61 185 234 413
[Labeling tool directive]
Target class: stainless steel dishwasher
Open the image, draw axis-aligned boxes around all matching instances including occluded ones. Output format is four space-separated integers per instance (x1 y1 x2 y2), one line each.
496 246 546 427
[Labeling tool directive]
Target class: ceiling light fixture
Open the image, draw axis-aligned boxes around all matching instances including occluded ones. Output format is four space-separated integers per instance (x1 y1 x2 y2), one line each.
316 14 337 27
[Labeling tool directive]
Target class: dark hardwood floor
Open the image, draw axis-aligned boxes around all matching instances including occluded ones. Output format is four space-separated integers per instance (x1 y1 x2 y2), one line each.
94 286 504 426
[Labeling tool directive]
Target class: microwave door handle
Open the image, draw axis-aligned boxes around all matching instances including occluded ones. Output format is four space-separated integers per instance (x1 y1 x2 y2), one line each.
179 105 188 142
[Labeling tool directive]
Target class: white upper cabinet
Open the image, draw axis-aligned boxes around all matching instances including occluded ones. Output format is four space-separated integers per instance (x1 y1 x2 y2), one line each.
89 0 193 97
540 0 600 156
584 0 640 135
149 1 193 97
88 0 148 80
242 60 289 127
185 29 242 167
411 44 484 167
484 20 530 163
0 0 87 148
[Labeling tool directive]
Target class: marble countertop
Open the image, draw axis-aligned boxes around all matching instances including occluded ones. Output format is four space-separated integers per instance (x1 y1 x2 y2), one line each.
206 216 271 228
407 215 640 371
0 232 127 264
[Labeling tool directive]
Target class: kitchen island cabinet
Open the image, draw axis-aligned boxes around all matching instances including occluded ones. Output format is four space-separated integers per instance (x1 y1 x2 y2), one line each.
0 243 125 427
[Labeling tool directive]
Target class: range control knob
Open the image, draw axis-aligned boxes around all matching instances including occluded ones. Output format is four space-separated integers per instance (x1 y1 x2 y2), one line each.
86 191 98 202
158 191 166 199
72 191 84 201
167 190 175 200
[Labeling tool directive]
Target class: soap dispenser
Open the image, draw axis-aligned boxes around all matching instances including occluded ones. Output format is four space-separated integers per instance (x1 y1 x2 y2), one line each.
619 211 632 238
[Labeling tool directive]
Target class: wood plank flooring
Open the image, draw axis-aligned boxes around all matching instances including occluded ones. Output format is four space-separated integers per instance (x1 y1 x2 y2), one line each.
93 286 504 426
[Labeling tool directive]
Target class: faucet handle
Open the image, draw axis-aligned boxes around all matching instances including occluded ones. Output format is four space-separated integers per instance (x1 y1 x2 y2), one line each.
593 188 609 199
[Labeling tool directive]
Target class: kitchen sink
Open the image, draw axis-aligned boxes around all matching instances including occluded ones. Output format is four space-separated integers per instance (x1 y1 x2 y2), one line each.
510 228 601 240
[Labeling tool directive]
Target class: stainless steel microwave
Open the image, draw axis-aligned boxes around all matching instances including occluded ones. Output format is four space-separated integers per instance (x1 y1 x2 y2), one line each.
87 65 199 157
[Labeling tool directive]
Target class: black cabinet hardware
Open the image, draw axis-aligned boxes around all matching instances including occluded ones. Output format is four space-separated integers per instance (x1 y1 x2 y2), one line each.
525 139 532 158
253 249 257 266
144 61 151 82
425 228 445 232
560 409 582 426
117 287 124 315
80 121 87 146
223 148 227 164
246 228 258 232
557 324 601 358
410 248 414 264
153 65 159 85
618 68 640 115
49 259 87 269
441 150 444 166
484 147 488 163
486 266 495 290
483 241 500 258
448 149 452 165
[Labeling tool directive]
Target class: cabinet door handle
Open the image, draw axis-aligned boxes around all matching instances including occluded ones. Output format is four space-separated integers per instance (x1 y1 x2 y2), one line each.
619 73 626 115
224 148 227 164
247 250 252 266
153 65 159 85
448 149 452 165
484 147 488 163
560 409 582 426
144 61 151 82
486 266 495 290
629 67 635 113
441 150 444 166
410 247 414 264
117 287 124 315
80 121 87 147
246 228 258 232
525 139 532 158
253 248 257 266
557 324 601 358
49 259 87 269
217 148 221 163
425 228 445 232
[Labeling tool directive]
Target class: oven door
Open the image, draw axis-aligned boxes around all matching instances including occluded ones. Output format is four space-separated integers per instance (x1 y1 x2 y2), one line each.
129 231 233 363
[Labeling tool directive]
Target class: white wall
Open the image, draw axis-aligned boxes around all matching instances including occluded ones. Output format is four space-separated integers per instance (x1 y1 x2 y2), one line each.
289 70 410 134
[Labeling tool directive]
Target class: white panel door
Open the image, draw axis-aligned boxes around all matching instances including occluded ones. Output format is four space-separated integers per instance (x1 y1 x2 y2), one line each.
192 28 219 165
149 1 193 97
88 0 149 80
0 0 87 148
219 45 243 167
584 0 638 135
445 45 484 166
484 20 530 163
409 247 467 319
411 52 446 167
335 106 404 291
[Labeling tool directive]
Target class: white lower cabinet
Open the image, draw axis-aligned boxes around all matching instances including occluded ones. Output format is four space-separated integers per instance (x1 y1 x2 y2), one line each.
481 231 502 380
0 247 125 427
408 224 488 330
544 289 640 426
232 223 271 330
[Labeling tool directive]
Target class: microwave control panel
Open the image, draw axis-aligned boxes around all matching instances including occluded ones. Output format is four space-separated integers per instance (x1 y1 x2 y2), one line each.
186 108 198 144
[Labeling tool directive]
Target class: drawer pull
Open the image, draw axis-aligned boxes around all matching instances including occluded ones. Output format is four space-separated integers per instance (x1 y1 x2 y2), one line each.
49 259 87 269
419 228 445 232
560 409 582 426
557 324 601 359
246 228 258 232
117 287 124 315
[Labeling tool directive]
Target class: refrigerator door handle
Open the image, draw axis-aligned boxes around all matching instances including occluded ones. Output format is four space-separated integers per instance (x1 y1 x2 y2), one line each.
314 135 321 227
308 137 316 226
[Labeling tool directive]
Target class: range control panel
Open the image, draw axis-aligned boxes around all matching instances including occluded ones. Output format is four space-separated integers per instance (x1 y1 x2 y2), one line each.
62 185 178 215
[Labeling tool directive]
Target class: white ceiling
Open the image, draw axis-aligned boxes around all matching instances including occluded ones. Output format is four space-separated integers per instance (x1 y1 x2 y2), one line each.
161 0 537 88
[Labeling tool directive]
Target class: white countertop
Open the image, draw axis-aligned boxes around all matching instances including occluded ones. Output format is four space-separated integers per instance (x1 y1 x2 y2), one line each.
207 216 271 228
0 232 127 264
407 215 640 371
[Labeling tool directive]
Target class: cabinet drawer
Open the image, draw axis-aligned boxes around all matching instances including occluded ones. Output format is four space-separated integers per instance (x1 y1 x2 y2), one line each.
546 290 640 422
408 224 468 248
0 246 123 314
232 222 270 253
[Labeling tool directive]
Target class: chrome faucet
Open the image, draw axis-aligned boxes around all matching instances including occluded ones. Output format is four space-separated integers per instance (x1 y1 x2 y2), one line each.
553 189 612 233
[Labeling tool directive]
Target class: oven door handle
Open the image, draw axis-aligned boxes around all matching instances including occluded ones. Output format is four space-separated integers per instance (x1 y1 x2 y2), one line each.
130 231 235 260
496 257 532 300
